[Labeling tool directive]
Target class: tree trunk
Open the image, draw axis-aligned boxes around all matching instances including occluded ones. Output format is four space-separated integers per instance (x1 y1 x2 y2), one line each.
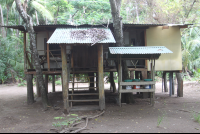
35 10 39 25
110 0 132 104
0 4 5 38
15 0 49 110
27 74 34 104
6 5 10 37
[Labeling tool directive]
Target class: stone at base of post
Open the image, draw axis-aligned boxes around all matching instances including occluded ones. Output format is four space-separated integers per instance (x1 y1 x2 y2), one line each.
27 74 34 105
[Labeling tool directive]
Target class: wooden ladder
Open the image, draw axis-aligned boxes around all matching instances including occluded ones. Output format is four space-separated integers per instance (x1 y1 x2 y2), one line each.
68 69 99 108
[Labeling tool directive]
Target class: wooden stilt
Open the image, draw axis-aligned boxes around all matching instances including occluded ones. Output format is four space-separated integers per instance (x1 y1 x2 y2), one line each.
98 44 105 111
163 71 168 92
27 74 34 105
169 72 173 96
45 74 48 93
176 73 183 97
61 45 69 113
52 75 55 92
110 71 116 93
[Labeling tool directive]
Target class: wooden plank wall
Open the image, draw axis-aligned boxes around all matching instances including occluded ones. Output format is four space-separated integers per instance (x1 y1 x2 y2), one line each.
73 45 98 68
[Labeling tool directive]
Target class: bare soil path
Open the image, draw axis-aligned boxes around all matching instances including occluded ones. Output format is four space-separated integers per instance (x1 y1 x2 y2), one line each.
0 82 200 133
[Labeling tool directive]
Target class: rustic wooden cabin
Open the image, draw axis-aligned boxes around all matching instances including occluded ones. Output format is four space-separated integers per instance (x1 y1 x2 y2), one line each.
4 23 190 111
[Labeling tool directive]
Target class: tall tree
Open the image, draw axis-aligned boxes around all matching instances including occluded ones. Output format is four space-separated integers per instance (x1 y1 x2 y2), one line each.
109 0 131 103
0 4 5 38
15 0 49 110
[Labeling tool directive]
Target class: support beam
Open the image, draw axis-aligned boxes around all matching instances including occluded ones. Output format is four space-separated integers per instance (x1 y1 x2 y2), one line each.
27 74 34 104
52 75 55 92
98 44 105 111
176 73 183 97
61 45 69 113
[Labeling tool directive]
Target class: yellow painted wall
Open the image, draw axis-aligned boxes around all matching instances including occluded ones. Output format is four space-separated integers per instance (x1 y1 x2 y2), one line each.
146 26 182 71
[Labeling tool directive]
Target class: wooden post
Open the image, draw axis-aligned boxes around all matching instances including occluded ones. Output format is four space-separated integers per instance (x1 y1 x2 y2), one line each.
130 71 135 79
176 73 183 97
61 45 69 113
45 74 48 93
27 74 34 104
52 75 55 92
98 44 105 110
163 71 168 92
24 32 27 72
36 77 41 97
118 55 122 106
47 32 50 71
110 71 116 93
169 72 173 96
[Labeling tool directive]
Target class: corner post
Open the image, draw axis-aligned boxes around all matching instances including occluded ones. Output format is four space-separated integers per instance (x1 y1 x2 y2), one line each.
98 44 105 111
61 45 69 113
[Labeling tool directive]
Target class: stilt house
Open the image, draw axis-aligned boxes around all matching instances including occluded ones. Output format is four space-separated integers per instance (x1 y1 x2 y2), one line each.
4 23 190 111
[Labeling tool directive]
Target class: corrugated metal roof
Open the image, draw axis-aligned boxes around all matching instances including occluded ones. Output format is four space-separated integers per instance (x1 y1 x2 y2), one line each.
47 27 116 44
109 46 173 54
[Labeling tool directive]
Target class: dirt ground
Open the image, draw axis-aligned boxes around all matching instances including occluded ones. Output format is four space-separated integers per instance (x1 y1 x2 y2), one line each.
1 81 200 133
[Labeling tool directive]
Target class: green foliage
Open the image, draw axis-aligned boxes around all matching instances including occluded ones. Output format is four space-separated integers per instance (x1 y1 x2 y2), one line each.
0 35 24 84
192 112 200 124
55 80 62 85
157 110 166 127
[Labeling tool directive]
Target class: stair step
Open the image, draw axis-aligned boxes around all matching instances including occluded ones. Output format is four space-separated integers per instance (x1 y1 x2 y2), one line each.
69 99 99 102
69 93 99 96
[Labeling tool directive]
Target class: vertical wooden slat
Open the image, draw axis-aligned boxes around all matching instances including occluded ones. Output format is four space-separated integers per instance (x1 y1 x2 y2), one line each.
118 55 122 107
24 32 27 72
98 44 105 111
47 32 50 71
61 45 69 113
144 30 147 68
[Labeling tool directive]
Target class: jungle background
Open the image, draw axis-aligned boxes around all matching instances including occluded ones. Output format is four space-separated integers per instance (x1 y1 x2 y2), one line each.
0 0 200 85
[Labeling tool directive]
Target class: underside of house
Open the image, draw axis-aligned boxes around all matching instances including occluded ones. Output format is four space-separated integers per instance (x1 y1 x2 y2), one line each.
4 23 191 112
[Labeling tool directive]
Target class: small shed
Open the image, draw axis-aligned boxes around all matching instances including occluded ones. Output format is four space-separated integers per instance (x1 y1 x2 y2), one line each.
108 46 173 106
